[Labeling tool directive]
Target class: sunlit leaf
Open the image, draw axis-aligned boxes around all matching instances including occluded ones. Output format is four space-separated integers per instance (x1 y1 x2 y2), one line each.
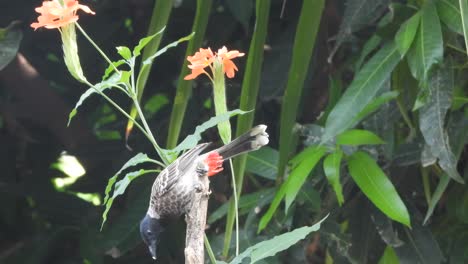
459 0 468 55
232 215 328 264
258 146 326 232
378 246 399 264
142 32 194 65
116 46 131 60
323 150 344 205
337 129 385 146
132 27 165 57
348 151 410 226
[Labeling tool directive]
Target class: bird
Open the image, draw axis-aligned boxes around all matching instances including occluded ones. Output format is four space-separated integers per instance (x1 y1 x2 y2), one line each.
139 125 269 260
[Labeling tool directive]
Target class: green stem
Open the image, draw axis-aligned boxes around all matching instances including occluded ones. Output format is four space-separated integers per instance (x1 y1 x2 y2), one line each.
132 96 169 165
75 23 119 73
229 159 239 256
396 95 416 141
82 80 150 144
204 234 217 264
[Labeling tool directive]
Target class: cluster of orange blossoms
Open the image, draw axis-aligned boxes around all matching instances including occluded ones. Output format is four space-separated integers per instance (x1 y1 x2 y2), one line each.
184 47 245 80
31 0 95 30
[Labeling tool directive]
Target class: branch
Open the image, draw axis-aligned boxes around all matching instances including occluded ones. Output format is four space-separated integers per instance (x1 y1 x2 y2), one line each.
185 174 210 264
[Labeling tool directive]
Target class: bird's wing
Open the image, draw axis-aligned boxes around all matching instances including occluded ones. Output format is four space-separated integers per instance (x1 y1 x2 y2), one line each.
153 143 210 196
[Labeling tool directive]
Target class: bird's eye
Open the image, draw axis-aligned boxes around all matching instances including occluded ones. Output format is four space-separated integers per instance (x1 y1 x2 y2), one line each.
147 230 152 235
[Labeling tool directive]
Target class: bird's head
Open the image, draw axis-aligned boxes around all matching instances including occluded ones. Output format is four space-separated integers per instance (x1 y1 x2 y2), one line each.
140 214 162 260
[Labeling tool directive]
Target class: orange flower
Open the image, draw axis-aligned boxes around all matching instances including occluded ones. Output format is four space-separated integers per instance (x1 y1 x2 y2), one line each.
184 46 244 80
31 0 95 30
216 46 245 78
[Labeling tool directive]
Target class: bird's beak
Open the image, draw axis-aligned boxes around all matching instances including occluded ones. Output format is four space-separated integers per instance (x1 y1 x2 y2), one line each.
149 242 157 260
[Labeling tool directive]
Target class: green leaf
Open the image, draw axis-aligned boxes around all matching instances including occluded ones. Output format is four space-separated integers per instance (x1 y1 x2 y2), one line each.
323 151 344 205
459 0 468 55
355 35 382 70
232 216 328 264
419 66 464 183
258 146 326 232
165 109 249 160
101 169 157 230
278 0 325 178
285 146 327 211
322 43 401 143
143 93 169 119
0 21 22 71
349 91 399 127
116 46 131 60
101 153 160 229
132 27 165 57
246 146 278 181
437 0 463 34
102 59 126 81
395 12 420 57
142 32 194 65
336 129 385 146
208 188 275 224
378 246 400 264
347 151 410 226
68 73 121 126
407 1 443 81
423 174 450 225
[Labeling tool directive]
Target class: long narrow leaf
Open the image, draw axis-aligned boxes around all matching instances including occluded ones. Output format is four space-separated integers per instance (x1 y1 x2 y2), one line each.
322 43 401 143
459 0 468 55
166 0 213 148
278 0 325 179
348 151 410 226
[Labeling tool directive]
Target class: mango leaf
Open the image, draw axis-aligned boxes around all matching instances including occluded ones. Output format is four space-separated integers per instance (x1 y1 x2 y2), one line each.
323 150 344 205
336 129 385 146
424 174 450 225
459 0 468 55
101 169 158 229
355 35 382 70
395 12 420 57
419 66 464 183
322 43 401 143
0 21 22 71
328 0 390 62
347 151 410 226
285 146 327 211
142 32 194 65
407 1 443 82
437 0 463 34
132 27 165 57
164 109 249 160
68 73 122 126
232 215 328 264
378 246 399 264
258 146 326 232
246 147 278 181
349 91 399 128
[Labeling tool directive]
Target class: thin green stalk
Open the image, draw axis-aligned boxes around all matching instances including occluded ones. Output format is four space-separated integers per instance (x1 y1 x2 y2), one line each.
82 80 150 143
204 234 217 264
222 0 271 257
396 95 416 141
75 23 119 73
125 0 173 139
132 96 169 165
166 0 213 148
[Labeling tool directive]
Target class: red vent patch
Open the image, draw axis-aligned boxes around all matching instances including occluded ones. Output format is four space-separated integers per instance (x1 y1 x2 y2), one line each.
205 152 224 177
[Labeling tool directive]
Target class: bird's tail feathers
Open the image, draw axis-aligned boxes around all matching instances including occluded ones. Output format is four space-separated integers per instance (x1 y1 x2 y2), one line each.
215 124 269 160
